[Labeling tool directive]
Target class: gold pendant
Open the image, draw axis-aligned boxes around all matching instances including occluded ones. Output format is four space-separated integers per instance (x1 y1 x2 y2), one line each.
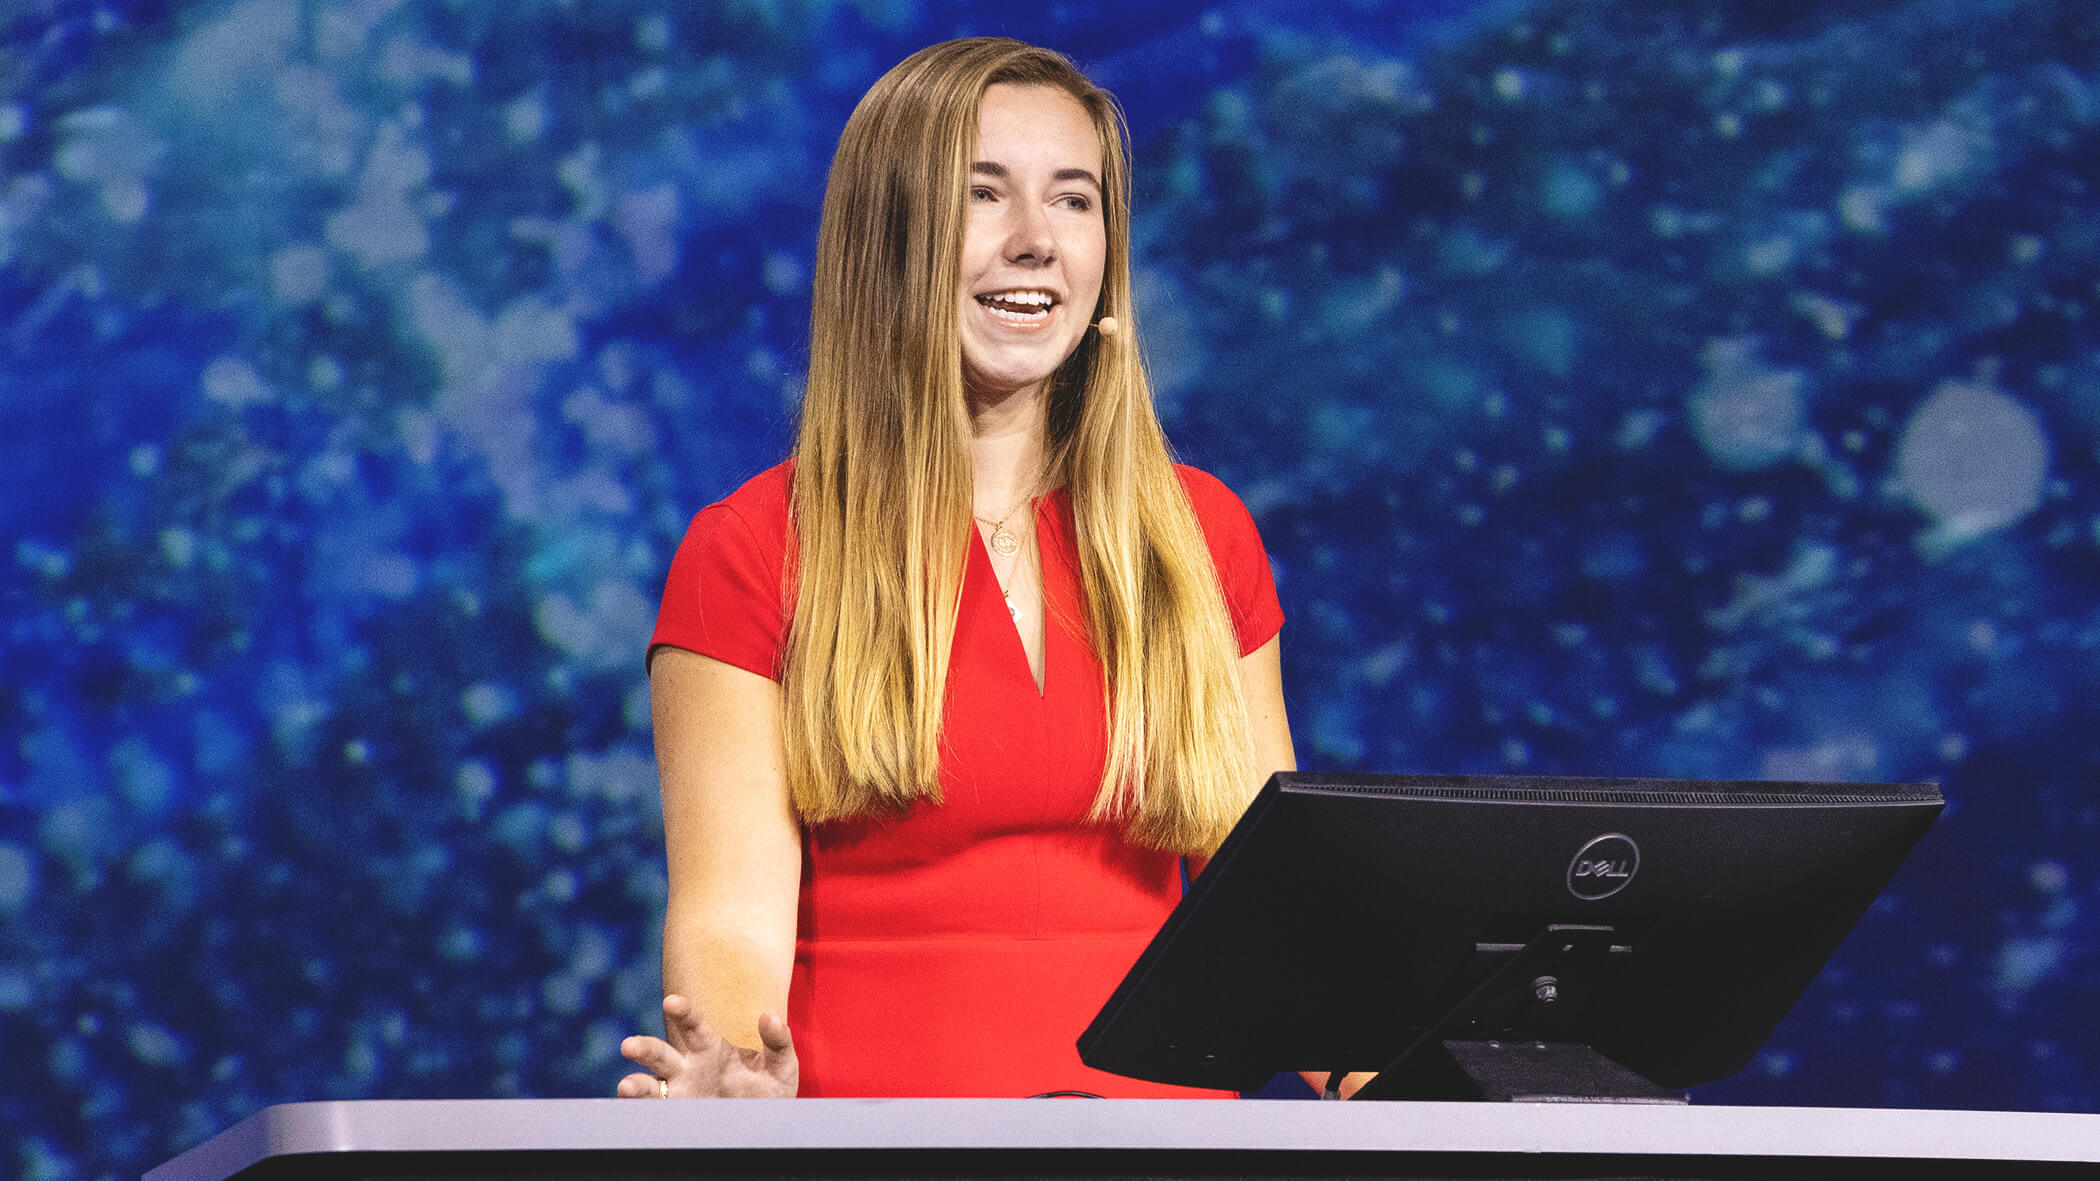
989 525 1020 556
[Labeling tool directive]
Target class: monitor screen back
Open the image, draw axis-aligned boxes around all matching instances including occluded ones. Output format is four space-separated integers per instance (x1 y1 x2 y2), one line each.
1078 773 1944 1093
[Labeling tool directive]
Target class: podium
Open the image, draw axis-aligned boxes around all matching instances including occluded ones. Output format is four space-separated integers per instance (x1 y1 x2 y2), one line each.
148 1098 2100 1180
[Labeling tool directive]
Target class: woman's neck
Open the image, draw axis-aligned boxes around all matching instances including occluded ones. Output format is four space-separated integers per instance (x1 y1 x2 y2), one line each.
966 383 1050 517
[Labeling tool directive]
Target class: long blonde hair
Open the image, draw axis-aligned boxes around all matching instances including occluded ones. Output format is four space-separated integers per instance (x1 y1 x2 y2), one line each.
783 38 1257 854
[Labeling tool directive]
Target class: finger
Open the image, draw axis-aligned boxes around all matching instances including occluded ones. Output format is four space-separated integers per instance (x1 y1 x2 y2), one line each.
755 1010 799 1088
615 1070 663 1099
662 994 711 1051
620 1034 682 1079
755 1010 795 1057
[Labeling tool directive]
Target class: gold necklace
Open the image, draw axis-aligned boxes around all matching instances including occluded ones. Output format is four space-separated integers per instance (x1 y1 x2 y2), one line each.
973 491 1036 558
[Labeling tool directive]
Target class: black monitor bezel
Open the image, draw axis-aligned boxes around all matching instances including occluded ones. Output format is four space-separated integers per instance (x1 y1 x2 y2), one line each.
1078 771 1944 1097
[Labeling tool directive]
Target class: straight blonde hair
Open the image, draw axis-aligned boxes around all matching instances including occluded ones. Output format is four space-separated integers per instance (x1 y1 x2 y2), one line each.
783 38 1257 854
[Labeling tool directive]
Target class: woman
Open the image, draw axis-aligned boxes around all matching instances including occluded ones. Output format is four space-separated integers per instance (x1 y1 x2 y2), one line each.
617 37 1297 1099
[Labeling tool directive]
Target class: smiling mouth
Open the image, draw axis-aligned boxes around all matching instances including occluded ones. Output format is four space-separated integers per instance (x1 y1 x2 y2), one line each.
975 289 1058 326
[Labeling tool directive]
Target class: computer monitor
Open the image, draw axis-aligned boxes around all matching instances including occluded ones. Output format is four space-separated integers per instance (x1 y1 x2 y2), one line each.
1078 772 1943 1101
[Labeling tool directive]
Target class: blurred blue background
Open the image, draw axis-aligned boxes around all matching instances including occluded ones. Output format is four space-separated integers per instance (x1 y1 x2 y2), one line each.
4 0 2097 1176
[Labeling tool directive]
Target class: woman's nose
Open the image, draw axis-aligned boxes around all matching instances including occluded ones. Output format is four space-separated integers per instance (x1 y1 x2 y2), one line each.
1004 203 1057 266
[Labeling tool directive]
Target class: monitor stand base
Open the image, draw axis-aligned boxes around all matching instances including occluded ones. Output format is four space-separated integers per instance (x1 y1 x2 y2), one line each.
1345 923 1688 1103
1347 1039 1686 1103
1441 1039 1687 1103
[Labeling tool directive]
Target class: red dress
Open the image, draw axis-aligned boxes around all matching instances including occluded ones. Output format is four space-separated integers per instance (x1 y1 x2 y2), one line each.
650 461 1283 1097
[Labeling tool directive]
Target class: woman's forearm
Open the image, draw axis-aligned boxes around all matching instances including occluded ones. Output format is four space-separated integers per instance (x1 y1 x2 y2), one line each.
661 913 795 1051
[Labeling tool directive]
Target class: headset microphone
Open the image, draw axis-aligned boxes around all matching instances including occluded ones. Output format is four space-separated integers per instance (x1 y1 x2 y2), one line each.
1092 316 1118 337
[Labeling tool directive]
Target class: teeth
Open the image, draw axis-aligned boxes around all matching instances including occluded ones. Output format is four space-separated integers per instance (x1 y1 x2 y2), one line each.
982 303 1048 325
979 290 1055 307
975 289 1056 326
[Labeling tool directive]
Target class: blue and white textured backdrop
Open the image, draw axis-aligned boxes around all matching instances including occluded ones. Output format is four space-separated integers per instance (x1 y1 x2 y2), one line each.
2 1 2096 1177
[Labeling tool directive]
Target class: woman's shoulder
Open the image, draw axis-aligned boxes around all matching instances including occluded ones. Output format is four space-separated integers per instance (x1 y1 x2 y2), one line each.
653 460 794 678
708 459 795 525
1169 461 1270 566
1169 463 1282 650
676 460 794 563
1171 462 1258 525
667 459 797 594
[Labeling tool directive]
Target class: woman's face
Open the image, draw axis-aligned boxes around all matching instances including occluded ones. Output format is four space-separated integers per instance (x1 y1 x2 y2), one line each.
957 83 1108 405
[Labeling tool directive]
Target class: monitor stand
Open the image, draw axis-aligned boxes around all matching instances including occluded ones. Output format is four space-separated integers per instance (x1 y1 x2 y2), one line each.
1346 924 1687 1103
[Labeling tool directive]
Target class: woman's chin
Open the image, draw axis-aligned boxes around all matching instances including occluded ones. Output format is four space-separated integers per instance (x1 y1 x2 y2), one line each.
965 376 1052 407
963 341 1084 400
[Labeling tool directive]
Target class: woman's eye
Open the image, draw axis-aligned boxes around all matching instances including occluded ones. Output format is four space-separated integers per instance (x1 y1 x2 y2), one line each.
1058 194 1094 212
970 186 996 202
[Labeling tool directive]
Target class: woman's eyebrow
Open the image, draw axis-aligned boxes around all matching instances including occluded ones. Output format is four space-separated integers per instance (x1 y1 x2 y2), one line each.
970 161 1102 189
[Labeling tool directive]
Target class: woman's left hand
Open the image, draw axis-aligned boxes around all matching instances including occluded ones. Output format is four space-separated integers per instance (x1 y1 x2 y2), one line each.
616 994 799 1098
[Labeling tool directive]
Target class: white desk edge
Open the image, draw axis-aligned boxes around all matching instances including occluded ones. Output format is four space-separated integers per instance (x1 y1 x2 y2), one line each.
146 1098 2100 1181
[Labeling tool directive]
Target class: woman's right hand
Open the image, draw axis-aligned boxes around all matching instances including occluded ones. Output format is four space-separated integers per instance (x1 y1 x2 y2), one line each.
617 994 799 1098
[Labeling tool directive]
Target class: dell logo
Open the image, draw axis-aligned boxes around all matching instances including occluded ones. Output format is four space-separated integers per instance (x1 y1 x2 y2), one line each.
1567 833 1640 900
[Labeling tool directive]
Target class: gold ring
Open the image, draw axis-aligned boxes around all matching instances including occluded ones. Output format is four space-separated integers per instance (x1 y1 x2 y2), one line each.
657 1077 670 1099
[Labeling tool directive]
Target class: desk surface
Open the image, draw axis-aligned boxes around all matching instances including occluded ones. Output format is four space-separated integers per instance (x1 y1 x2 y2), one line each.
148 1098 2100 1181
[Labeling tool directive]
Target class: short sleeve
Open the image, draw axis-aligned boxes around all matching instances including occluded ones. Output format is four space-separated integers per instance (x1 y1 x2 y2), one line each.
649 467 793 681
1175 466 1285 655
